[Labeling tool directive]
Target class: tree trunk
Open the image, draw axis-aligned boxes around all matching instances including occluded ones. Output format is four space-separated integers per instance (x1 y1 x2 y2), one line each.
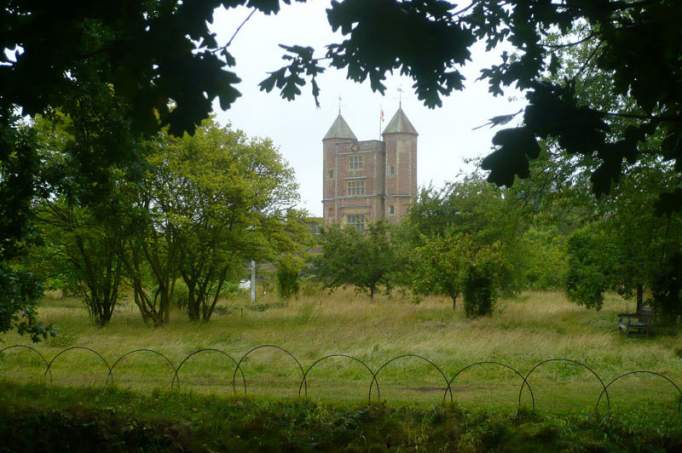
186 283 200 321
636 284 644 312
451 293 457 311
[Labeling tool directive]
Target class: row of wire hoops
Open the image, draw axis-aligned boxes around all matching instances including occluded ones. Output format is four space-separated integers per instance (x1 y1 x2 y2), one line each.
2 344 681 417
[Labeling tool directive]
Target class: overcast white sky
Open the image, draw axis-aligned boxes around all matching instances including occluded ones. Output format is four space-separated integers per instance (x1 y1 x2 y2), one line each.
210 1 526 216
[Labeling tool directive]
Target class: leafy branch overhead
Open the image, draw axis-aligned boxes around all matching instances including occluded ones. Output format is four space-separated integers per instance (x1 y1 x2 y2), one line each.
0 0 304 137
259 45 325 106
259 0 682 211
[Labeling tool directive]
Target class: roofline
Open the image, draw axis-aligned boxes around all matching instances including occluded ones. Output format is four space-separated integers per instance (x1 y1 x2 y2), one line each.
382 131 419 136
322 137 357 142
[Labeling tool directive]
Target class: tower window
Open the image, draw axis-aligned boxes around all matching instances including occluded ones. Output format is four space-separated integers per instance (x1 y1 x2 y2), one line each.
346 214 366 231
389 205 395 216
347 180 365 196
348 155 364 170
388 166 396 176
328 169 334 178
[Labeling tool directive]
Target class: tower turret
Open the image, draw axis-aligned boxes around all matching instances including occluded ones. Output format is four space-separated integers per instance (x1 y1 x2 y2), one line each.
382 107 418 222
322 113 358 225
323 113 357 141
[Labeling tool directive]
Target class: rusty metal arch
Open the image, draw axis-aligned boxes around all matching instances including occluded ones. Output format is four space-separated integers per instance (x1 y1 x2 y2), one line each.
595 370 682 416
171 348 245 394
520 358 610 413
232 344 306 397
44 346 111 385
108 349 176 387
446 361 535 411
298 353 378 402
0 345 52 382
369 354 452 403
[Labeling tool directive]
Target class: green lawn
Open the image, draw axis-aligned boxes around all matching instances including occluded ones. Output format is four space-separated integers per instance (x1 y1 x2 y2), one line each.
1 290 681 419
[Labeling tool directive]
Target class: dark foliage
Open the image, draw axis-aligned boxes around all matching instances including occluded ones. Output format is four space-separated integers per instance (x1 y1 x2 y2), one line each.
652 252 682 323
2 383 682 452
260 1 682 212
463 263 495 318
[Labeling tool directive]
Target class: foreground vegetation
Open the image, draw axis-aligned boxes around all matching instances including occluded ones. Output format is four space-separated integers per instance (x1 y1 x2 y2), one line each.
2 381 682 452
2 291 681 417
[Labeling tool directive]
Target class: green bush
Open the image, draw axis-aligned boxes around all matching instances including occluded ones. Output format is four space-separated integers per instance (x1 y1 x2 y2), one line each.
276 259 301 301
463 265 495 318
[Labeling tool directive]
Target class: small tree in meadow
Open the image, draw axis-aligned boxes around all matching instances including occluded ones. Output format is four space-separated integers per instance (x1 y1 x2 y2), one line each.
276 255 303 302
408 232 469 310
313 222 396 300
462 243 508 318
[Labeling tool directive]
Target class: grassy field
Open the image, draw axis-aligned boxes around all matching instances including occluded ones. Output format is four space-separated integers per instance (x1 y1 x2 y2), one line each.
1 289 681 419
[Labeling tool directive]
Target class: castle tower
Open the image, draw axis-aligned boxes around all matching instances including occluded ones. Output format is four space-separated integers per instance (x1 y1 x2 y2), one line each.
382 107 418 223
322 107 417 229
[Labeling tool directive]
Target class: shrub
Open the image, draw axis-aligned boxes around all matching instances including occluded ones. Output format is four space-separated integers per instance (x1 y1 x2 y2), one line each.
463 264 495 318
276 258 302 301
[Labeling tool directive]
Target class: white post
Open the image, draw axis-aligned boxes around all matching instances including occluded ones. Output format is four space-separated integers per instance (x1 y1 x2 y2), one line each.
250 260 256 304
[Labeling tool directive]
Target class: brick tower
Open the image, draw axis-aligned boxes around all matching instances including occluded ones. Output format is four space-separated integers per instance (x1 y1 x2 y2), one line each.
322 107 418 230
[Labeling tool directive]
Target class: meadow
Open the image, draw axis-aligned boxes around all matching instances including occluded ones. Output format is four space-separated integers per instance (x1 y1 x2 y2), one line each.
1 289 681 420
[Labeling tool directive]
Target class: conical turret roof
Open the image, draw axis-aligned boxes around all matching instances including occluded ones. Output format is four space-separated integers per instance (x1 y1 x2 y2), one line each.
383 107 418 135
323 114 357 140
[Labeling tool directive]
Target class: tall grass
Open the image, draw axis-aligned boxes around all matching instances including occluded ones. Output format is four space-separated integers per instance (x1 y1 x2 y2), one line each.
1 289 680 415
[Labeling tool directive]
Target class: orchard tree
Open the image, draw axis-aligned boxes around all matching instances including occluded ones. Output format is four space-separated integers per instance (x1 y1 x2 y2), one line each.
461 242 508 318
118 180 180 327
153 120 301 321
565 223 617 311
36 201 125 326
407 177 525 293
566 161 682 313
408 232 469 310
29 111 134 327
313 222 396 300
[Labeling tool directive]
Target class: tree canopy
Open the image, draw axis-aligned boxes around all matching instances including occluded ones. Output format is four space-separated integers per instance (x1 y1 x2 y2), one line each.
3 1 681 208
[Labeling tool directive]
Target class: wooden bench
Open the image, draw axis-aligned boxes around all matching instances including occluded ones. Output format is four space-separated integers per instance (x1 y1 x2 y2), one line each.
618 305 655 336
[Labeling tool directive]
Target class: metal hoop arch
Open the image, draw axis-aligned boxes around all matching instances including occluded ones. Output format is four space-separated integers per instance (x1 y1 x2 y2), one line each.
446 361 535 411
519 358 610 413
232 345 306 397
595 370 682 417
44 346 112 385
108 349 176 387
297 353 379 402
369 354 452 403
0 345 52 382
171 348 245 394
